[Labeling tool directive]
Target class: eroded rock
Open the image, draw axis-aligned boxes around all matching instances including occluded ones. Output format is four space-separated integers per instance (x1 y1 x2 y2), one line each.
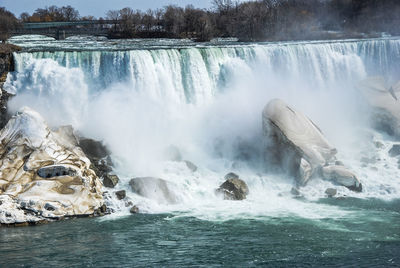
115 190 126 200
129 177 178 204
263 99 336 183
389 144 400 157
130 205 139 214
79 138 110 159
0 107 103 225
263 99 361 191
103 174 119 188
325 188 337 197
217 176 249 200
322 165 362 192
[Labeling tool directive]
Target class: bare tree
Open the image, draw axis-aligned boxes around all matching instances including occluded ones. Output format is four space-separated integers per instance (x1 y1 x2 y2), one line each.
60 5 80 21
19 12 30 22
0 7 19 42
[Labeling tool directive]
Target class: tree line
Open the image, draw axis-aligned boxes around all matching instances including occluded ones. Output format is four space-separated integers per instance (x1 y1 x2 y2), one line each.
1 0 400 42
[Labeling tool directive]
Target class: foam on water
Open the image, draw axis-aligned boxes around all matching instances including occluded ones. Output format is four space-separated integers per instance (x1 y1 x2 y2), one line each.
4 37 400 221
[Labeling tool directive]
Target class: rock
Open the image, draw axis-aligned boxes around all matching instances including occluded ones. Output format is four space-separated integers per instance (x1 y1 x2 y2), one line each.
78 138 113 179
163 145 182 161
374 141 384 149
78 138 110 160
130 205 139 214
224 172 239 180
0 46 20 129
129 177 178 204
298 158 312 185
321 165 362 192
53 125 79 146
389 144 400 157
115 190 126 200
263 99 361 191
91 158 113 178
103 174 119 188
0 107 103 225
335 161 344 166
184 160 197 172
358 77 400 137
263 99 337 185
290 187 301 196
0 88 13 130
217 178 249 200
325 188 337 197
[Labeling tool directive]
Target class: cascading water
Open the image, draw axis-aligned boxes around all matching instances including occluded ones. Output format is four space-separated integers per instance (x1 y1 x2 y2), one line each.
4 36 400 220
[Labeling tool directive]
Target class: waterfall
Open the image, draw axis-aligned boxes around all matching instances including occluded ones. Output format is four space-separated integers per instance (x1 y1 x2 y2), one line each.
10 38 400 105
4 37 400 217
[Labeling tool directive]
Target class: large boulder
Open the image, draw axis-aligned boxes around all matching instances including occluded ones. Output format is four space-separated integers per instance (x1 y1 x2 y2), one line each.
78 138 110 159
389 144 400 157
321 165 362 192
216 173 249 200
263 99 337 184
129 177 178 204
78 138 113 179
103 174 119 188
263 99 361 191
0 107 103 225
358 77 400 137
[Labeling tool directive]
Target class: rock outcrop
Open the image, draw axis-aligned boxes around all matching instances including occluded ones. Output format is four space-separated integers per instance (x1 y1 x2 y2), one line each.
389 144 400 157
358 76 400 138
184 160 197 172
0 44 20 130
216 173 249 200
77 138 116 190
0 107 104 225
103 174 119 188
129 177 178 204
115 190 126 200
263 99 362 191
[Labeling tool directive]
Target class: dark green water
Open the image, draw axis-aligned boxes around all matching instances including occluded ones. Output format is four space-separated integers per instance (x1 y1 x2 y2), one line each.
1 198 399 267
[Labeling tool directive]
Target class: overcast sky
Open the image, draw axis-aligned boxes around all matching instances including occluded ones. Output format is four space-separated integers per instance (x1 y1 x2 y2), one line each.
2 0 213 18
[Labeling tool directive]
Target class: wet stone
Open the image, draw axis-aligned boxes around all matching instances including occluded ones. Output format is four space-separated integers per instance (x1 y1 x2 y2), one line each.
291 187 301 196
325 188 337 197
103 174 119 188
389 144 400 157
224 172 239 180
130 205 139 214
184 160 197 172
115 190 126 200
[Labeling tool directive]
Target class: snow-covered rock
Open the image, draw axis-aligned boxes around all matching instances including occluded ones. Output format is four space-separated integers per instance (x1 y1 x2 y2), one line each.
0 107 103 225
263 99 362 191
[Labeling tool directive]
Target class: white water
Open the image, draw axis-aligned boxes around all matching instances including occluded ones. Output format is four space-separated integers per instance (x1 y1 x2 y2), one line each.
5 37 400 221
